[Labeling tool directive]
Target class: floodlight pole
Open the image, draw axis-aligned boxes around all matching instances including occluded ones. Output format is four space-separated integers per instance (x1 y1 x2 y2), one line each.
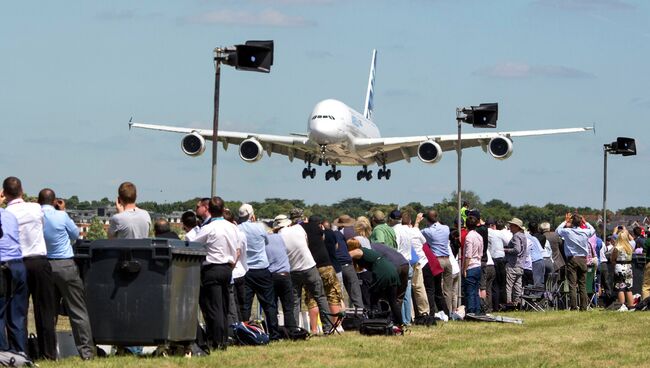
211 49 224 198
455 109 463 309
602 145 608 239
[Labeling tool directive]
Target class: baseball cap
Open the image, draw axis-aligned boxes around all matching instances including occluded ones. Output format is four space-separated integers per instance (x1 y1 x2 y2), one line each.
238 203 254 219
389 210 402 220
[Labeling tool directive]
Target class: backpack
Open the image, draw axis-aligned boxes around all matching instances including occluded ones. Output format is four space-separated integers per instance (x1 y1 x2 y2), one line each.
635 297 650 311
279 326 310 340
359 318 401 336
0 351 34 367
231 322 269 346
341 308 367 331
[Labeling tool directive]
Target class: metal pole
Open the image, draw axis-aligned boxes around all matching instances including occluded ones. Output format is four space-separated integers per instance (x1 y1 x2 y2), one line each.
602 146 608 238
457 118 462 309
211 57 222 197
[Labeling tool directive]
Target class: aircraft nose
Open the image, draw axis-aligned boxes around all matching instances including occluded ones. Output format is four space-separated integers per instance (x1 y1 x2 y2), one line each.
309 119 345 144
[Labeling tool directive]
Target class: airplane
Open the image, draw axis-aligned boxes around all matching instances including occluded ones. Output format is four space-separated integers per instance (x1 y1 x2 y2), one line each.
130 50 593 181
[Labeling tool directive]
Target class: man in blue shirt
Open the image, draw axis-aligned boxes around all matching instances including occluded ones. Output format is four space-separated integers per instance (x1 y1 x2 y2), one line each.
237 204 280 340
421 210 453 315
0 206 28 354
265 228 296 329
38 189 95 359
556 213 595 311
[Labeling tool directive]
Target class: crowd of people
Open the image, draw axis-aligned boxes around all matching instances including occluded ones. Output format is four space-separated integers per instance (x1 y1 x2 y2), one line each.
0 177 648 360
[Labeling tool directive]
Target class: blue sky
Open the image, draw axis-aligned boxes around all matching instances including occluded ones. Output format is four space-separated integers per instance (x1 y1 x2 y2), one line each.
1 0 647 210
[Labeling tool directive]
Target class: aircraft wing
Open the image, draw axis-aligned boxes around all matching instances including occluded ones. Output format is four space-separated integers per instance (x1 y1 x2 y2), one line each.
130 123 316 162
352 127 593 164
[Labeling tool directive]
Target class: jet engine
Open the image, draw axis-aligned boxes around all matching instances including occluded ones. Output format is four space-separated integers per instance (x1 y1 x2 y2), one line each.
239 138 264 163
417 140 443 164
181 132 206 156
488 136 513 160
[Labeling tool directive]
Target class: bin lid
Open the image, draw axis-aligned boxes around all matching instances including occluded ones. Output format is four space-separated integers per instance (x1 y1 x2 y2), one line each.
75 238 207 256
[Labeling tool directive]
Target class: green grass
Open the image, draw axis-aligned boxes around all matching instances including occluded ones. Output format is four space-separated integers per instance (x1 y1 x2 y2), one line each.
40 311 650 368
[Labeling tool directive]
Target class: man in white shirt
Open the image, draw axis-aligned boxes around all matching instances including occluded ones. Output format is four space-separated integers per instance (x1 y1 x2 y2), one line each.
2 177 57 360
407 213 430 318
487 219 510 309
276 215 333 334
388 210 412 323
191 197 240 350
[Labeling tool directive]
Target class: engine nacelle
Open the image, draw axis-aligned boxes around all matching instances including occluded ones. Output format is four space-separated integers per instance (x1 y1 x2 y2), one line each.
488 136 513 160
239 138 264 163
181 132 206 156
417 140 443 164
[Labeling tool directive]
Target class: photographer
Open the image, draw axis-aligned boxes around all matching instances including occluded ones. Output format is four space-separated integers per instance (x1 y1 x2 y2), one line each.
556 213 595 311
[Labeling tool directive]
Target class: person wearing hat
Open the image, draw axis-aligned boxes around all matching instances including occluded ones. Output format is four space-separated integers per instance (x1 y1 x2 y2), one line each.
504 217 528 306
289 208 304 224
265 215 297 329
370 210 398 248
276 214 333 334
237 204 280 340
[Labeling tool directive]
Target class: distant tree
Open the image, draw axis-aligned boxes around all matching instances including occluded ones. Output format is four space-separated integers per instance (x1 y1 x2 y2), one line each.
86 217 107 240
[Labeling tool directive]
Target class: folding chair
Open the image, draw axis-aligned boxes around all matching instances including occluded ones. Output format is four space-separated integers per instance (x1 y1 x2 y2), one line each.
521 285 549 312
321 311 346 335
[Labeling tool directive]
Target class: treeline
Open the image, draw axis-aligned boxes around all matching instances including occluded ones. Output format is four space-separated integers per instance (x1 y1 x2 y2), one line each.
62 191 648 228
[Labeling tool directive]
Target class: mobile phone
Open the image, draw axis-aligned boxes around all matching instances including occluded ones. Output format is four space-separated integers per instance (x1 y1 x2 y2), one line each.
618 225 623 230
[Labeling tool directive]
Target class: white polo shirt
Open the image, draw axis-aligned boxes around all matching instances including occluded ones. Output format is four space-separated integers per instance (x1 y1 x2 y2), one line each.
279 224 316 272
192 218 240 265
6 199 47 257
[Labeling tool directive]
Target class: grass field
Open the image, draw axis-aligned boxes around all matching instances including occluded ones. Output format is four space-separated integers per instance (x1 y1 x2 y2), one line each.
39 310 650 368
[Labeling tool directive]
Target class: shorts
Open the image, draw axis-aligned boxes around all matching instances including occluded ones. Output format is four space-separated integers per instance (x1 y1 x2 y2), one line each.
304 265 342 309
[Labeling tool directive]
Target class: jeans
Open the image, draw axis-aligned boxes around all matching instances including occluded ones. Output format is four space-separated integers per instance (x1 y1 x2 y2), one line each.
271 272 296 328
243 268 280 340
401 266 413 324
0 259 28 353
341 264 364 309
464 267 481 314
290 267 332 331
532 260 546 289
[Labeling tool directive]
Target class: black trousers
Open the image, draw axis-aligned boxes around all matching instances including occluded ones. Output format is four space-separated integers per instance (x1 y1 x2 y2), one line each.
422 265 449 316
271 272 296 328
200 264 232 349
370 286 402 325
232 276 246 322
242 268 280 340
358 271 373 308
24 256 57 360
492 257 507 307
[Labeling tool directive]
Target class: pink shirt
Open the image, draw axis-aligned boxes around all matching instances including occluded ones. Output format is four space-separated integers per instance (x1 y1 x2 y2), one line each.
464 230 483 270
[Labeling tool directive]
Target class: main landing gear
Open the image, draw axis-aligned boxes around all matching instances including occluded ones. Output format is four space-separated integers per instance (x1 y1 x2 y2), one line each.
356 166 373 181
302 155 316 179
325 164 341 181
378 165 391 180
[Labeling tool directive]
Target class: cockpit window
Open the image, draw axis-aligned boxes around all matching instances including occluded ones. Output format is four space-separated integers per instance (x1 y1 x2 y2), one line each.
312 115 335 120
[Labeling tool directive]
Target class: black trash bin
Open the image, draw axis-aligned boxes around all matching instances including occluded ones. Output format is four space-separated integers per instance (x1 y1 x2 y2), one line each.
75 238 206 346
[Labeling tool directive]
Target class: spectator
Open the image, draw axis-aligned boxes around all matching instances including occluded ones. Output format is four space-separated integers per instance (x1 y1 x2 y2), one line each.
347 238 402 326
192 197 240 350
195 198 211 227
597 234 612 304
154 218 179 239
301 216 342 332
421 210 453 315
368 242 409 315
0 200 28 354
541 221 565 285
556 213 595 311
487 219 508 309
277 214 333 334
38 189 95 360
504 218 527 306
369 210 397 248
181 211 199 240
108 182 151 239
406 213 430 318
237 204 280 340
266 217 296 329
3 177 57 360
463 216 483 314
460 201 469 226
353 217 375 308
527 222 546 289
388 210 412 322
611 229 635 308
327 215 364 309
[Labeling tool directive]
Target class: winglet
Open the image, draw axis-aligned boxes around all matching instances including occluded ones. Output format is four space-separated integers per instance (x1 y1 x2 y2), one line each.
128 117 133 130
592 122 596 135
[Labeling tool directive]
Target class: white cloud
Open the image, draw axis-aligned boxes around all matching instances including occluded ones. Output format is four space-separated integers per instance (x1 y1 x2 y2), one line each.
184 9 316 27
473 62 595 79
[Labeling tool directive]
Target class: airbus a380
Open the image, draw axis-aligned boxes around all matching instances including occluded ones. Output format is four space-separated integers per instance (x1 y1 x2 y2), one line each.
130 50 593 181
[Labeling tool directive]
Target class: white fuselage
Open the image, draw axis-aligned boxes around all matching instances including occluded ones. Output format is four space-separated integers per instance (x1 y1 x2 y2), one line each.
307 99 380 165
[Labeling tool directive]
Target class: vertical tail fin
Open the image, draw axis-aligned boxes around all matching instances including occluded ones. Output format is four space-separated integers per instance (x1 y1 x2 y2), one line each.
363 49 377 121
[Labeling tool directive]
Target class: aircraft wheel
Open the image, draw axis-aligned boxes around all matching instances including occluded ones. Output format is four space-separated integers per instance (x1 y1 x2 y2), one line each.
378 169 384 180
365 170 373 181
335 170 341 181
310 168 316 178
302 168 308 179
386 169 391 180
325 171 332 181
357 171 363 181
